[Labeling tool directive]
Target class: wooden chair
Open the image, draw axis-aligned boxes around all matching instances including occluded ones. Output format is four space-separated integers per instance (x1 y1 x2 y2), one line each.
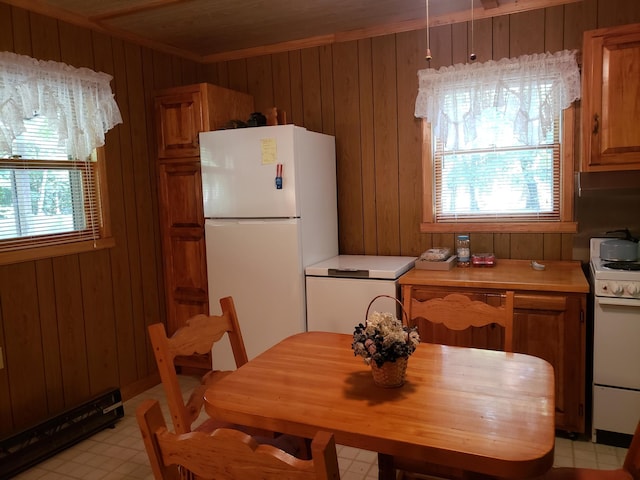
148 296 249 435
538 419 640 480
383 291 516 480
137 398 340 480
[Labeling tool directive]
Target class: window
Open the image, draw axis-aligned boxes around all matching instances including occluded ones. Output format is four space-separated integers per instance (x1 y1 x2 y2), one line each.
0 51 121 264
415 50 580 233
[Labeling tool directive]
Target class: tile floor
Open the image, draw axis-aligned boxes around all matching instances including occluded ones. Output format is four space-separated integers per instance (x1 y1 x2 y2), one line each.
13 375 629 480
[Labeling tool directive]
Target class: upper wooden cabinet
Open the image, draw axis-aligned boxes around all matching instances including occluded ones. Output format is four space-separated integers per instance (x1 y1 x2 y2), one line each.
155 83 254 159
154 83 254 336
581 23 640 171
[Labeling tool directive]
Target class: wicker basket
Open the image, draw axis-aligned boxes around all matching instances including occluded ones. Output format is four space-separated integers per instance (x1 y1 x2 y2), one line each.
370 356 408 388
365 295 410 388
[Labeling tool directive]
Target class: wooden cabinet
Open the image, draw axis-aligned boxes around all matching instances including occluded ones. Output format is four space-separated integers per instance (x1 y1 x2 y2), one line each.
155 83 254 335
399 261 588 435
581 23 640 171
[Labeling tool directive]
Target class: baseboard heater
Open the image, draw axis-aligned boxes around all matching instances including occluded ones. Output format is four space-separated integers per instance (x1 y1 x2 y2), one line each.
0 387 124 480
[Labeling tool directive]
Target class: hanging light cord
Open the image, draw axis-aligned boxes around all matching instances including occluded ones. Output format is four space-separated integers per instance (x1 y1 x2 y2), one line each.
425 0 432 61
470 0 477 61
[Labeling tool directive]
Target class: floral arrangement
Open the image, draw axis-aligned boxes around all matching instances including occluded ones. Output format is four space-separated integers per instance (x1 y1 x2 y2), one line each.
352 311 420 367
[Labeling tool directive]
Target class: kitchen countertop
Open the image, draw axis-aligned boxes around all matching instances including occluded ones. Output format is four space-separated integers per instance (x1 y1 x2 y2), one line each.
399 259 590 293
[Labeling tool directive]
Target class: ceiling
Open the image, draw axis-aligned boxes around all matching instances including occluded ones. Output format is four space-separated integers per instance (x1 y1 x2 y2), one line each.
6 0 581 62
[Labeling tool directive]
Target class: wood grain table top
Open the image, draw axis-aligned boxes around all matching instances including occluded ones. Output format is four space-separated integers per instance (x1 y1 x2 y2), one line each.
204 331 555 479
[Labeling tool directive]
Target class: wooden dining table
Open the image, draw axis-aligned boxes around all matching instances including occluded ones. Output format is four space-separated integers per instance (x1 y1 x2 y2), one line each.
204 331 555 480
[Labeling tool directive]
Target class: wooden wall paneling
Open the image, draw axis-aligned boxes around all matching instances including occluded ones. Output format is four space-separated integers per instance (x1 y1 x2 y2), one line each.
333 40 365 255
0 305 11 437
178 57 197 85
470 18 493 64
152 50 175 90
494 232 511 259
429 24 453 68
29 12 60 61
511 233 544 259
107 37 142 386
142 44 167 376
371 35 400 255
543 233 564 260
58 24 121 392
426 25 454 251
357 38 378 255
228 59 249 95
58 21 93 68
451 22 469 64
271 51 293 122
246 55 274 115
396 29 429 257
300 47 323 133
0 264 47 430
214 62 229 88
123 41 163 377
471 233 495 254
0 2 13 50
202 62 220 87
79 250 120 394
319 45 335 135
121 43 151 379
9 6 31 56
492 15 510 60
563 0 597 50
597 0 640 28
288 51 305 126
35 259 64 416
52 255 91 408
170 56 183 85
509 10 545 57
545 6 565 52
561 232 574 260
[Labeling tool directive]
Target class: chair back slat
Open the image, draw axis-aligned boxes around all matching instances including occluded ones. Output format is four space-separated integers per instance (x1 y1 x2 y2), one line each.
409 291 515 352
137 399 340 480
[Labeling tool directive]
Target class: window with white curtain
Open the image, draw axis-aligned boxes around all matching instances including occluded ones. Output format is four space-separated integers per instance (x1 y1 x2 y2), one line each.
0 51 122 264
414 50 581 233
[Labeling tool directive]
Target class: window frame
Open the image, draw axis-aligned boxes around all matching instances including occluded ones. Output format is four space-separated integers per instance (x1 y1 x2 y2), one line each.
420 106 577 234
0 147 114 266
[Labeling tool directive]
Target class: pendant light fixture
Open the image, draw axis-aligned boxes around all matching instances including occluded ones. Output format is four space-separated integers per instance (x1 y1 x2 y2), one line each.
469 0 477 61
425 0 432 62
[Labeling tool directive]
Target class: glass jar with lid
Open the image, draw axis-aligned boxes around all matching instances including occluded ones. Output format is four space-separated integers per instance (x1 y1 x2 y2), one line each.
456 235 470 267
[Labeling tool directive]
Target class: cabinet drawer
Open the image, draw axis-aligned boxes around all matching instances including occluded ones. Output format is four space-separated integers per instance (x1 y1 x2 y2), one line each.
515 294 567 311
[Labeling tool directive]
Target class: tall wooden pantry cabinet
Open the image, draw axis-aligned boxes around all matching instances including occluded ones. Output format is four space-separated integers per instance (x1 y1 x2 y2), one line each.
154 83 254 342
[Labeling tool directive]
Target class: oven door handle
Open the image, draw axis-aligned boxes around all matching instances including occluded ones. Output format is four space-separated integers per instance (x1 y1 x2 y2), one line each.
596 296 640 307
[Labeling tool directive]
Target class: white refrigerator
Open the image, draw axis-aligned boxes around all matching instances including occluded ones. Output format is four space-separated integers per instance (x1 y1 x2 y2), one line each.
200 125 338 370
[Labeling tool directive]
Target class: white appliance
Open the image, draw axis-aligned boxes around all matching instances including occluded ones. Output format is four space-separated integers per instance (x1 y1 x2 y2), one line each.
305 255 417 334
589 237 640 445
200 125 338 370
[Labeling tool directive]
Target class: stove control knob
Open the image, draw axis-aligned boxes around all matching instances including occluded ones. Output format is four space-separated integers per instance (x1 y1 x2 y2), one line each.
627 283 640 296
609 282 624 295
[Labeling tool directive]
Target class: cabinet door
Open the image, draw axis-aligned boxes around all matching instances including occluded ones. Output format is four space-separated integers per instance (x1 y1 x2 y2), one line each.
582 24 640 171
514 293 585 434
158 161 208 334
155 90 204 159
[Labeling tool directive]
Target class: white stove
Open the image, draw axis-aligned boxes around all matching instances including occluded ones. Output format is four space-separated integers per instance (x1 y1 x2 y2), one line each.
589 237 640 446
590 238 640 298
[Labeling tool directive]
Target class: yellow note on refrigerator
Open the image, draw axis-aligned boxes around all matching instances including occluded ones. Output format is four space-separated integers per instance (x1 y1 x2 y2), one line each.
261 138 277 164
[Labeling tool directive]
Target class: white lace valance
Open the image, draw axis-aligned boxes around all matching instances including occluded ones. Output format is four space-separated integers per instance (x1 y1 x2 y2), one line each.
0 51 122 160
414 50 581 149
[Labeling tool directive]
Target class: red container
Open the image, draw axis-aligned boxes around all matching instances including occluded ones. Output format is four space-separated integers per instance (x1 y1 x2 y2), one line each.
471 253 496 267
